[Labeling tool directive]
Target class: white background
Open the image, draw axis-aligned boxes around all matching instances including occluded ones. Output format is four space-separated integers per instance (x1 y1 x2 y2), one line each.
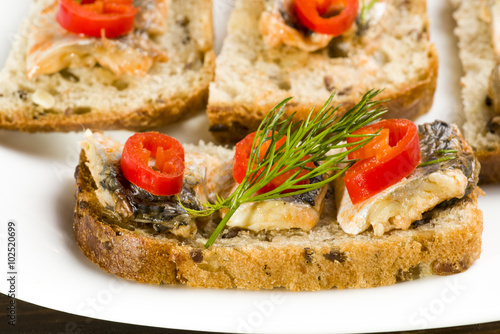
1 1 500 333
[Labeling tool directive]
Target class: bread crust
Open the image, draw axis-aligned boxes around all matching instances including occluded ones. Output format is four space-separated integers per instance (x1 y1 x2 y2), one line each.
74 149 483 291
207 0 438 143
476 150 500 183
0 0 215 133
0 57 213 133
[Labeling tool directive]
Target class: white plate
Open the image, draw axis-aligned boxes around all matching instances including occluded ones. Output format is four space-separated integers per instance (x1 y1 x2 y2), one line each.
1 1 500 333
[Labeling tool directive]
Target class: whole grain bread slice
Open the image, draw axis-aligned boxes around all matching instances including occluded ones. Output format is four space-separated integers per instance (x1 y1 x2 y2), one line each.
0 0 214 132
74 145 482 291
451 0 500 183
207 0 438 143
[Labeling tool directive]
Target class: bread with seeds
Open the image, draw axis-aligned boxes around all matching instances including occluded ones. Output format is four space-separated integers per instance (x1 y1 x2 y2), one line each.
73 117 482 290
0 0 214 132
207 0 438 142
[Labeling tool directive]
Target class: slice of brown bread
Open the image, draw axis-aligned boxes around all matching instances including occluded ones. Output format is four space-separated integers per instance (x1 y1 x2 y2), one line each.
74 145 482 291
451 0 500 183
0 0 214 132
207 0 438 143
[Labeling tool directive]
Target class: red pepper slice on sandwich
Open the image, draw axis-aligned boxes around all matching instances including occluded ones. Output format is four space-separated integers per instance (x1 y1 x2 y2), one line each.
120 132 185 196
344 119 421 204
233 131 315 194
294 0 359 36
57 0 138 38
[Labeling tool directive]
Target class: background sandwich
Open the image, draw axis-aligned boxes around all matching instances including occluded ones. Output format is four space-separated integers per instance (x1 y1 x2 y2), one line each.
0 0 215 132
452 0 500 183
208 0 438 142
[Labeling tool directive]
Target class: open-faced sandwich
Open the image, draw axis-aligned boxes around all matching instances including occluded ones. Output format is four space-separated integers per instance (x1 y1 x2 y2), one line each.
0 0 214 132
452 0 500 183
73 92 482 290
208 0 438 142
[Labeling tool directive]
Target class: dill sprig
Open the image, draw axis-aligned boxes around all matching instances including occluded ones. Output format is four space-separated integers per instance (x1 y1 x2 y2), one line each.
418 149 459 167
359 0 381 27
436 149 459 154
184 90 386 248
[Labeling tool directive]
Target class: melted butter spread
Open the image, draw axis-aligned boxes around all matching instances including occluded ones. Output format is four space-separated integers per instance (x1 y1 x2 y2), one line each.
335 169 468 236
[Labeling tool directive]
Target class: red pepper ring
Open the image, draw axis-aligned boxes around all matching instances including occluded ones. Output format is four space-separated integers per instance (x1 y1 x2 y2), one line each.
343 119 421 204
233 131 315 194
56 0 138 38
294 0 359 36
120 132 185 196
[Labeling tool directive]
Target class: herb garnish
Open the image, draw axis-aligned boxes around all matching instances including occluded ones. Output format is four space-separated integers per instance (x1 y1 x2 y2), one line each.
357 0 381 34
359 0 381 25
183 90 386 248
418 149 458 167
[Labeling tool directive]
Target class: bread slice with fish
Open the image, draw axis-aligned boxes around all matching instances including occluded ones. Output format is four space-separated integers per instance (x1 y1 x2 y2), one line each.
73 111 482 290
0 0 214 132
207 0 438 143
451 0 500 183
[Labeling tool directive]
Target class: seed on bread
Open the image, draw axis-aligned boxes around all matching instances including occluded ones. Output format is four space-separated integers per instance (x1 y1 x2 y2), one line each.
32 89 55 109
322 250 346 263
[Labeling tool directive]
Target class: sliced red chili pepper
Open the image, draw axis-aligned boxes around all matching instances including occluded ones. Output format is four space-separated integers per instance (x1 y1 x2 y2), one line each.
56 0 138 38
316 0 333 16
233 131 315 194
294 0 359 36
120 132 185 196
343 119 421 204
348 128 390 161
